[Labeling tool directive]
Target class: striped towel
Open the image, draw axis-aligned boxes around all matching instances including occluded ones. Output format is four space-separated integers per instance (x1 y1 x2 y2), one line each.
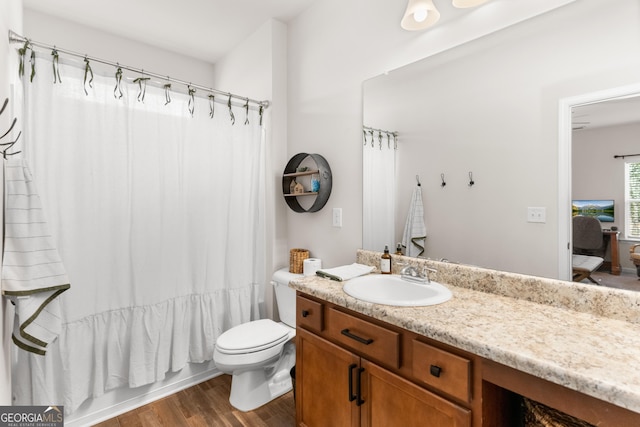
401 185 427 257
2 159 70 355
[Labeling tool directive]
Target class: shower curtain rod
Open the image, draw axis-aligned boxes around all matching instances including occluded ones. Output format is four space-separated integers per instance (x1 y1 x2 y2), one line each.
614 153 640 159
363 125 398 136
8 30 270 109
363 125 398 149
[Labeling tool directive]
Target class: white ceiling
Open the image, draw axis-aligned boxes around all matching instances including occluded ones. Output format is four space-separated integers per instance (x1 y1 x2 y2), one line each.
572 96 640 131
27 0 631 132
22 0 318 64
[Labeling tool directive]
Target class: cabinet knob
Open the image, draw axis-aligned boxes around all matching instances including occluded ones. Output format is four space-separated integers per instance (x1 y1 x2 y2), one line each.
301 310 310 317
430 364 442 378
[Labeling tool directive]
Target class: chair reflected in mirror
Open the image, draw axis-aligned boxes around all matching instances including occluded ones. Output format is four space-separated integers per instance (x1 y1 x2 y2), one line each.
572 215 606 284
630 244 640 279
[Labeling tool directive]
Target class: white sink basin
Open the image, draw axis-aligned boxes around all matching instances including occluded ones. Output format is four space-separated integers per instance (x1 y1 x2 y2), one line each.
343 274 452 307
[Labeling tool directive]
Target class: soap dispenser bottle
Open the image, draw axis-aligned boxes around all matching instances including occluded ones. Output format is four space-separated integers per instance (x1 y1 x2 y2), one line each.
395 243 403 256
381 245 392 274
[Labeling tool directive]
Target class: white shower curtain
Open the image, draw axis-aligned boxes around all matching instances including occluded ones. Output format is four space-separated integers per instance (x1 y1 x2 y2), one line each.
12 57 266 413
362 137 396 252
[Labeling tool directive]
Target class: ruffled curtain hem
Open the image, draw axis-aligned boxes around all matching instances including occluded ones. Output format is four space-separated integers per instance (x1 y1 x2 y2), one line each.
13 285 259 414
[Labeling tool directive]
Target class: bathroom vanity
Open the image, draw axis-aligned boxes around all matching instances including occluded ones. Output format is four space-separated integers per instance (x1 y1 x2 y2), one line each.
289 250 640 426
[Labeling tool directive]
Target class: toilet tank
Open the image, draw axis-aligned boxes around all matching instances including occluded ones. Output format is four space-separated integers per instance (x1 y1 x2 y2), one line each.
272 268 302 328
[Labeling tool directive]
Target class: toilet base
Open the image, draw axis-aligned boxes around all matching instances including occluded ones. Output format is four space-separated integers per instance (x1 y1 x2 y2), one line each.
227 341 295 412
229 368 292 411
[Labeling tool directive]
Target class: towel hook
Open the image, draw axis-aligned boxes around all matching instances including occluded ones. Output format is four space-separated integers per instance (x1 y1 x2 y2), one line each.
441 173 446 188
468 171 475 187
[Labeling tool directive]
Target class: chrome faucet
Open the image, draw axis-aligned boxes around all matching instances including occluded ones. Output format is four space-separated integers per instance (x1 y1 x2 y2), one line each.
400 265 437 284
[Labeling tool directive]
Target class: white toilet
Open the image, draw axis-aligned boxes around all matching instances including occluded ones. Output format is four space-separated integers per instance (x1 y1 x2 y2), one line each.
213 268 300 411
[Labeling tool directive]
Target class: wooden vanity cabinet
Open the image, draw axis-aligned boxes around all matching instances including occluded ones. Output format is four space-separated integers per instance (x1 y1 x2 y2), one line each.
296 294 473 427
296 328 360 426
296 292 640 427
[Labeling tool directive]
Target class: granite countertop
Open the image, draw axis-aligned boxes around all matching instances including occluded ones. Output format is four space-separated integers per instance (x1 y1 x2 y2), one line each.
288 250 640 414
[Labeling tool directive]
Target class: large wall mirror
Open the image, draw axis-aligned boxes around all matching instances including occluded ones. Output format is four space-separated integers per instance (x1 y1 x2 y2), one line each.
362 0 640 282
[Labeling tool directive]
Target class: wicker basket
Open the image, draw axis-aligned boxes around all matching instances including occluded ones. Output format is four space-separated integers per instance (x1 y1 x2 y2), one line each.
523 398 595 427
290 248 310 274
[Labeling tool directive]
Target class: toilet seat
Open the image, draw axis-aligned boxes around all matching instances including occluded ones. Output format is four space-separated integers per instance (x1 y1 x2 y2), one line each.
216 319 291 355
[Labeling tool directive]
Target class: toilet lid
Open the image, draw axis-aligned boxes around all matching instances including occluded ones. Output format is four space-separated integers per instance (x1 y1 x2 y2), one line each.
216 319 291 354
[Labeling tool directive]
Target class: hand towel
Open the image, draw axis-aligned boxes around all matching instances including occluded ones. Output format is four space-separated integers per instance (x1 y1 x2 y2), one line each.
2 159 70 355
402 185 427 257
316 263 375 281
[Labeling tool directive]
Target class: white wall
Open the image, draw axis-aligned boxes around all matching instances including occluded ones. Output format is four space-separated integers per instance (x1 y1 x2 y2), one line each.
23 9 216 87
214 19 289 319
286 0 640 277
572 123 639 233
573 122 640 270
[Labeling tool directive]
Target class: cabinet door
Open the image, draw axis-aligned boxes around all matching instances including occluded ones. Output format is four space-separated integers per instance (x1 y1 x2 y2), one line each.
297 328 360 427
360 359 471 427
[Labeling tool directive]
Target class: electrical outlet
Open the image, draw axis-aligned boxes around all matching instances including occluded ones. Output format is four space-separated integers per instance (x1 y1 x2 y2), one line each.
527 207 546 223
333 208 343 227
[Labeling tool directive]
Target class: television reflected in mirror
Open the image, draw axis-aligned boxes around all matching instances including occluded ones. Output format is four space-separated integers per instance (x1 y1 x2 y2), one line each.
572 200 615 223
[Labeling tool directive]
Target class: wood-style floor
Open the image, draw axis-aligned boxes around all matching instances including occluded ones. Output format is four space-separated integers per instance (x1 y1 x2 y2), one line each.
592 269 640 291
94 374 295 427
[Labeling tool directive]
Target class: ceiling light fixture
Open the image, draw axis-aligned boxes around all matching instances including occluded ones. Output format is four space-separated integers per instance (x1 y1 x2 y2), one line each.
401 0 441 31
401 0 493 31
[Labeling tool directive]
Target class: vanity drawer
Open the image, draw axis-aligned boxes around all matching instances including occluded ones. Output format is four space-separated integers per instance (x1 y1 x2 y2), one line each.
412 339 471 403
325 307 400 369
296 294 324 333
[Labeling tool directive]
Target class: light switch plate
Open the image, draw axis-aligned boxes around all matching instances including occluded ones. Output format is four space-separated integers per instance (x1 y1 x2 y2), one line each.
527 207 546 223
333 208 342 227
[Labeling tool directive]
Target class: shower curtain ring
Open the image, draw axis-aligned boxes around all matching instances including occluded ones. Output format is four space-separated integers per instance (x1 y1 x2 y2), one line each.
164 82 172 105
209 94 215 118
188 85 196 117
228 94 235 125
